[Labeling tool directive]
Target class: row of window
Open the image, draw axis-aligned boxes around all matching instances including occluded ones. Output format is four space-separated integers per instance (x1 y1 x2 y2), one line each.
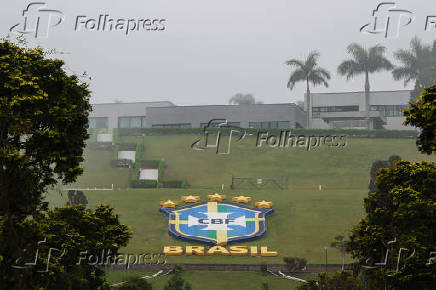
90 117 292 129
312 105 408 118
370 105 408 117
89 117 108 129
152 123 192 128
248 121 290 129
119 116 147 128
331 120 367 129
312 106 359 119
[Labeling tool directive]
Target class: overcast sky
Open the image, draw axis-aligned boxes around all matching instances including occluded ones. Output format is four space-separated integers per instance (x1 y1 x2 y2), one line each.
1 0 436 105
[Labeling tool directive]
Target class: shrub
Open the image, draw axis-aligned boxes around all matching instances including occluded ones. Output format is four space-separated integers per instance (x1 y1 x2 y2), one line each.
283 257 307 273
162 180 188 188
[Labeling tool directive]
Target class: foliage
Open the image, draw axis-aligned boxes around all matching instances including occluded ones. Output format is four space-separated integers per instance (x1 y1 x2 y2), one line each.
338 43 393 129
0 205 131 289
330 235 349 270
118 127 417 139
368 155 401 193
229 93 258 105
261 282 269 290
0 39 92 287
297 271 361 290
404 84 436 154
349 161 436 289
164 265 192 290
392 37 436 102
283 257 307 272
285 51 331 128
67 190 88 206
117 277 153 290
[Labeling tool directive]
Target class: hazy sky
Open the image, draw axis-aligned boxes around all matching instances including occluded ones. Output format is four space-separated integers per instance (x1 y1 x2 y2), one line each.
1 0 436 105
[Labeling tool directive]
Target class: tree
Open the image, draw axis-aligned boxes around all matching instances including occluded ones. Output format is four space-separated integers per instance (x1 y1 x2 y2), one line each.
283 257 307 273
330 235 348 270
392 37 436 102
67 190 89 206
297 271 361 290
404 84 436 154
164 265 191 290
285 51 331 128
368 155 401 193
0 205 131 289
229 93 257 105
338 44 393 129
348 161 436 289
0 39 92 288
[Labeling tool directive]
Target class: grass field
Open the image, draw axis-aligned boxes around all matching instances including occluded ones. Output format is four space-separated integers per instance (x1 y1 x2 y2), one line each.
44 135 435 288
46 135 435 263
105 270 317 290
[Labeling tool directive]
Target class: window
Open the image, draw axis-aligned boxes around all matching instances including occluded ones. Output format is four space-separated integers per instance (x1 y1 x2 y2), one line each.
118 116 147 128
312 106 359 118
370 105 408 117
227 122 241 127
89 117 108 129
278 121 290 129
152 123 192 128
249 121 288 129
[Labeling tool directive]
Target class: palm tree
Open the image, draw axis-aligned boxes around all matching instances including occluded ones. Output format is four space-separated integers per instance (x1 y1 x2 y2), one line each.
392 37 436 102
286 51 331 128
338 44 393 129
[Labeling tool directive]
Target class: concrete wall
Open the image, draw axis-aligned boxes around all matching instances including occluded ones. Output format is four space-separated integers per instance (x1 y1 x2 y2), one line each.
307 90 414 130
146 104 306 128
90 101 174 130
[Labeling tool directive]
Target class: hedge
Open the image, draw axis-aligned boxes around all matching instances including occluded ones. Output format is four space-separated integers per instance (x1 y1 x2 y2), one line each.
131 179 158 188
117 128 418 139
161 179 188 188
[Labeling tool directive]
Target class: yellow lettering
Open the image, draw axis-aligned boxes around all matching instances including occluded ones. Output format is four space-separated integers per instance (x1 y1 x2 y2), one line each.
260 246 278 257
206 246 230 256
229 246 249 256
163 246 183 256
186 246 205 256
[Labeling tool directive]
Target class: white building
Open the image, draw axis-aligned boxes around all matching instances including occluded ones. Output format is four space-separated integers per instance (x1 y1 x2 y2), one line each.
307 90 414 130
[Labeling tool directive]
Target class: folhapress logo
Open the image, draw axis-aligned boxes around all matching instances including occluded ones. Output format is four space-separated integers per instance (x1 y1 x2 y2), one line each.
10 2 64 39
360 2 414 39
10 2 167 39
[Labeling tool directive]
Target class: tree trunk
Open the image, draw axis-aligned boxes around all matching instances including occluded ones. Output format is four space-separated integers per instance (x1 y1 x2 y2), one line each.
365 71 370 130
306 79 311 129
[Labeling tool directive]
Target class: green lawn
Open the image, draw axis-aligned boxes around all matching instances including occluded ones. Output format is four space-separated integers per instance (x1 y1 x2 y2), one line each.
45 135 435 265
106 270 317 290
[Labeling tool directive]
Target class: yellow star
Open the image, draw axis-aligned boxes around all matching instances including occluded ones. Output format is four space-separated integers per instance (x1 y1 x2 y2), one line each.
181 195 201 203
160 200 178 208
232 195 252 204
255 200 273 209
207 193 226 201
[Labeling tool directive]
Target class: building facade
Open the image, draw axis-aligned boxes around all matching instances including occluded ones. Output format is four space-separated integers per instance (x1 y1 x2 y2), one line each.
307 90 414 130
88 101 175 131
145 103 306 129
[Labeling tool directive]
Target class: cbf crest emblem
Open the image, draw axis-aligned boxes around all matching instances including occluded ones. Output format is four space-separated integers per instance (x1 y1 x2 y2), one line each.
160 194 273 245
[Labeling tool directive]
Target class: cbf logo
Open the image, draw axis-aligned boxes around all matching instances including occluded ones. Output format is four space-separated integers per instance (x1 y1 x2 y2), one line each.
160 201 273 245
10 2 64 39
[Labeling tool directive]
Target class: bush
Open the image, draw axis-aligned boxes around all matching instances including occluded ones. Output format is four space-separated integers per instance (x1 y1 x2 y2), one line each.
118 128 417 139
162 180 188 188
130 179 158 188
283 257 307 273
111 158 134 168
